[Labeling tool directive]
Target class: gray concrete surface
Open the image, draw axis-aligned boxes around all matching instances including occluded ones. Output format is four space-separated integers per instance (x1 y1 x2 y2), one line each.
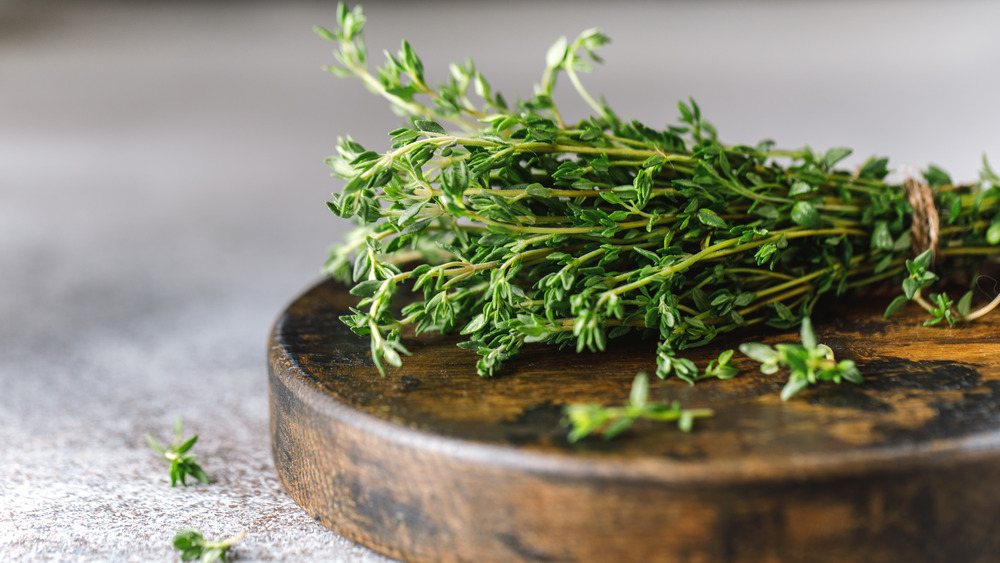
2 1 998 561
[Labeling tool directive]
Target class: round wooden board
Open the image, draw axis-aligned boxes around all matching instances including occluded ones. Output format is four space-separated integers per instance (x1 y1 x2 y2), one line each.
269 277 1000 562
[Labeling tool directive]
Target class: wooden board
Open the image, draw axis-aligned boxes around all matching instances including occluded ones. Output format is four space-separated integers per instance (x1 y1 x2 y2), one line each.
269 277 1000 562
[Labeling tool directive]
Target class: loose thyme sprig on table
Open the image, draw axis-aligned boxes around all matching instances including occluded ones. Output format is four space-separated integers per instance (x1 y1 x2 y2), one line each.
172 528 246 562
317 4 1000 384
147 417 209 487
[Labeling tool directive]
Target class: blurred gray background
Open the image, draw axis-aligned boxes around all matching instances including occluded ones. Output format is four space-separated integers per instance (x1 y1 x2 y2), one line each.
2 1 998 560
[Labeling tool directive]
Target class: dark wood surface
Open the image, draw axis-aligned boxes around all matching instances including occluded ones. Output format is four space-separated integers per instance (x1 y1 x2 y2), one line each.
269 277 1000 562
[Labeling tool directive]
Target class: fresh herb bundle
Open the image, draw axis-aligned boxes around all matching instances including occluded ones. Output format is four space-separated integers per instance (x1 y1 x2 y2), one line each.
317 4 1000 385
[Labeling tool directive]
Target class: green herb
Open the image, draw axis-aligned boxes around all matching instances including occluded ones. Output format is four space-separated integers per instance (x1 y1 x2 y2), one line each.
740 318 862 400
317 4 1000 385
884 247 1000 326
146 417 209 487
172 528 246 562
563 372 714 441
683 348 740 383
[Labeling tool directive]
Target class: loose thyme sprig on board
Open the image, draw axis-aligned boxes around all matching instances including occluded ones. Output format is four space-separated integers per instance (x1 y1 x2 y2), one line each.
564 372 714 442
317 4 1000 383
740 318 862 401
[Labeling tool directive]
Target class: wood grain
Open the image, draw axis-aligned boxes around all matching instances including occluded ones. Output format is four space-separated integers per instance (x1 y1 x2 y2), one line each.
269 277 1000 562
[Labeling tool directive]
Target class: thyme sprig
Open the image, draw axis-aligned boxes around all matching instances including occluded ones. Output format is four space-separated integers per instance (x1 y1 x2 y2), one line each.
740 318 862 401
563 372 713 442
318 4 1000 383
884 247 1000 326
172 528 246 562
147 417 209 487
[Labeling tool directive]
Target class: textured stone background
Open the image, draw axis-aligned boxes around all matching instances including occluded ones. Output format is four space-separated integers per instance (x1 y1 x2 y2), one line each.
2 1 998 561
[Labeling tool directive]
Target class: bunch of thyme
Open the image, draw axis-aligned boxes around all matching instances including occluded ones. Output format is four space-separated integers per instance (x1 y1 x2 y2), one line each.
317 4 1000 384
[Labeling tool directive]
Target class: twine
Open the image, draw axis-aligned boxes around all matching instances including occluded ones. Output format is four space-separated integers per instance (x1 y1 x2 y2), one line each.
903 177 940 263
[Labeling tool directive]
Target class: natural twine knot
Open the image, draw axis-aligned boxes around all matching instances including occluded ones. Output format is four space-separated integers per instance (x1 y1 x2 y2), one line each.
903 177 939 263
